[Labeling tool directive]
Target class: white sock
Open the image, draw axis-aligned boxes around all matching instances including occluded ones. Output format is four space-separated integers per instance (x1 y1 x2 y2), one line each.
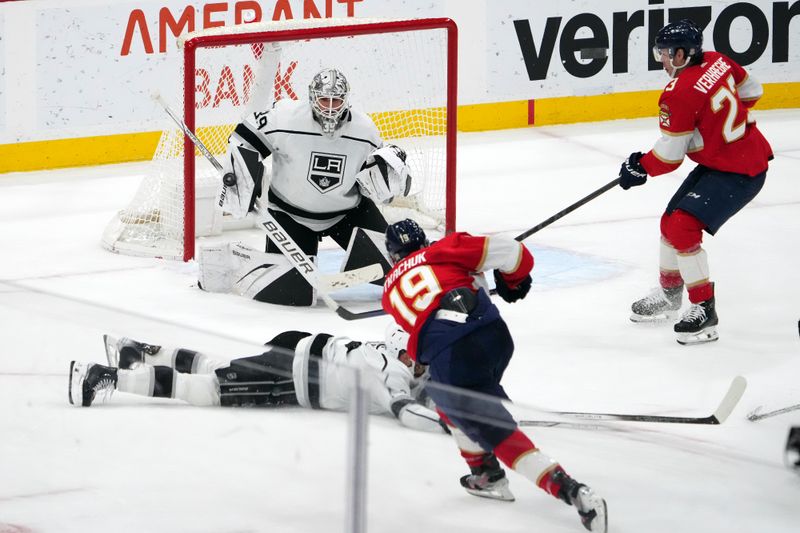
677 247 710 287
117 366 155 396
173 373 220 406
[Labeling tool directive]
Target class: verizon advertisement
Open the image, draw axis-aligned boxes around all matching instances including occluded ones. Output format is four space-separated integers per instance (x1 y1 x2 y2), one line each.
490 0 800 99
0 0 797 146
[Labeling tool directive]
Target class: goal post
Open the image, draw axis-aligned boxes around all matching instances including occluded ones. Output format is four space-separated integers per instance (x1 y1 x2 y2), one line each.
103 17 458 262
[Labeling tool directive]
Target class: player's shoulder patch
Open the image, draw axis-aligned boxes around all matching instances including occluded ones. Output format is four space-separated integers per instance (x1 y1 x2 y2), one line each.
658 102 672 128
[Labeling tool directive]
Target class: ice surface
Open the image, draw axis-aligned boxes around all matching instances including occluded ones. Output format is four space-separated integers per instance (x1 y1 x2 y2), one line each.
1 111 798 533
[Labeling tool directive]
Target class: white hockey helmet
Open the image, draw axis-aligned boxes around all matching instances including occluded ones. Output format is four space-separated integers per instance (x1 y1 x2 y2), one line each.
309 68 351 135
384 322 410 360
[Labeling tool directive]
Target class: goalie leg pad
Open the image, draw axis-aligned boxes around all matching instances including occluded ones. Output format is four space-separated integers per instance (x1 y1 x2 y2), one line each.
200 242 315 306
231 249 316 307
198 243 237 293
335 226 392 286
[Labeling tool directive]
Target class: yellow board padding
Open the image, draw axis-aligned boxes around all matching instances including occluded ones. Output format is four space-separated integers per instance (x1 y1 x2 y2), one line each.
457 101 529 132
0 131 162 173
1 81 798 173
532 90 662 126
756 82 800 109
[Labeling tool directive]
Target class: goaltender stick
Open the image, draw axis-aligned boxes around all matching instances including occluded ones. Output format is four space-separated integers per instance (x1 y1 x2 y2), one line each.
200 67 414 306
68 324 446 434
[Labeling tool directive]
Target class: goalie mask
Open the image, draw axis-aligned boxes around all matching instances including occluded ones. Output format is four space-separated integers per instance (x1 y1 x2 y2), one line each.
309 68 351 135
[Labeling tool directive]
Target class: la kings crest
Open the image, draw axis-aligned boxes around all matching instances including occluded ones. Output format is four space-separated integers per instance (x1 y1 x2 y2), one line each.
307 152 347 193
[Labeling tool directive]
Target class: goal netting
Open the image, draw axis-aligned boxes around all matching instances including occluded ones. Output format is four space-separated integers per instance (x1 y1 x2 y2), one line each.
102 17 457 261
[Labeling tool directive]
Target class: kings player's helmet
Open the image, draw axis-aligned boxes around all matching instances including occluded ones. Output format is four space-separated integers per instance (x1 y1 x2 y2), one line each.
385 218 429 263
309 68 351 135
653 19 704 64
384 323 410 359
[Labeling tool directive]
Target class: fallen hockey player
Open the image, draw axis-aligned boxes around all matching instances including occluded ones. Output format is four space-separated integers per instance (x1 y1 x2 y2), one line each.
68 324 445 434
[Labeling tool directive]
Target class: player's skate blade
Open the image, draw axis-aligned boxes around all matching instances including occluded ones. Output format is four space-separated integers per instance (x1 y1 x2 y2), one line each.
630 310 678 323
103 334 119 367
676 326 719 345
578 489 608 533
68 360 80 406
460 475 515 502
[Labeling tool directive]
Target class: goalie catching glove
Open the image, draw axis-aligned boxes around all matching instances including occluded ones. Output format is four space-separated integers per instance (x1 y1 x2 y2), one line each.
355 144 412 205
217 145 264 219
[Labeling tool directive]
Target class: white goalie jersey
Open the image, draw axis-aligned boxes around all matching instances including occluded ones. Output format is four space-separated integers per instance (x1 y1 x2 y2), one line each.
291 334 443 433
229 98 383 231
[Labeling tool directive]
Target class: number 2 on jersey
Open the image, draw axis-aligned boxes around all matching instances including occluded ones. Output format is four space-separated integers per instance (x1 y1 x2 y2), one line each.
388 266 442 325
711 75 746 144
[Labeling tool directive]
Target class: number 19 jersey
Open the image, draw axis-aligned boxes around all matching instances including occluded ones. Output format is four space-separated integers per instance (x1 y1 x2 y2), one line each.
382 232 533 360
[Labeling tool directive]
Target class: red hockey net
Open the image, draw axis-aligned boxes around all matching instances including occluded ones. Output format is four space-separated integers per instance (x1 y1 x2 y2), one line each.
102 18 457 261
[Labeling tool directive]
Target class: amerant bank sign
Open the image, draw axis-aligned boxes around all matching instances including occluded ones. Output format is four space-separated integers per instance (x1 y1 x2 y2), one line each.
119 0 365 56
118 1 369 112
30 0 392 137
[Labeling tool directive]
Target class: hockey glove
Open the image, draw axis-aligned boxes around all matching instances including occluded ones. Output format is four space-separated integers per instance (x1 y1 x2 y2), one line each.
355 144 412 204
619 152 648 190
493 270 532 303
218 145 265 218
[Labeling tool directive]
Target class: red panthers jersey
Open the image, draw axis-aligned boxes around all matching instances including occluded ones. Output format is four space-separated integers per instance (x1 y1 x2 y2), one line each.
382 232 533 360
641 51 772 178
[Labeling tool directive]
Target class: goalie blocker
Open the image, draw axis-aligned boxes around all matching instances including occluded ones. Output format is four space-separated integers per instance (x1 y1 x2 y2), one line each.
199 227 391 306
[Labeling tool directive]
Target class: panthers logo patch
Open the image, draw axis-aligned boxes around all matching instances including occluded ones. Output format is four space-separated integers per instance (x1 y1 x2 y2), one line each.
659 104 671 128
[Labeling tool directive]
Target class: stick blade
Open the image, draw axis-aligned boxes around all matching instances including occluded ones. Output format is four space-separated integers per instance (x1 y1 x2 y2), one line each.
335 306 386 321
711 375 747 424
320 263 384 292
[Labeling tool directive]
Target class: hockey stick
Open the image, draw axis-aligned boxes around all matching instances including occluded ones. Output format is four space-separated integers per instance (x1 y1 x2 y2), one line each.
154 94 382 319
746 403 800 422
319 263 384 292
513 178 621 242
153 93 237 186
519 375 747 426
489 178 621 296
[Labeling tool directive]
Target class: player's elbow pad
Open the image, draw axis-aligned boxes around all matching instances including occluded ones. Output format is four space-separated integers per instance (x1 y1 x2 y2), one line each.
397 401 448 433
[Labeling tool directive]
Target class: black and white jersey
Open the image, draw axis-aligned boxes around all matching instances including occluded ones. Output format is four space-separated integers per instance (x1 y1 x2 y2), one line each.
230 99 382 231
290 333 442 433
292 334 413 413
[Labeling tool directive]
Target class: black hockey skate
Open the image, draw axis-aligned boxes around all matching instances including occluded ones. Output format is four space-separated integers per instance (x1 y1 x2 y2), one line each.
784 426 799 474
103 334 161 369
674 297 719 345
69 361 118 407
553 470 608 533
459 453 515 502
630 286 682 322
